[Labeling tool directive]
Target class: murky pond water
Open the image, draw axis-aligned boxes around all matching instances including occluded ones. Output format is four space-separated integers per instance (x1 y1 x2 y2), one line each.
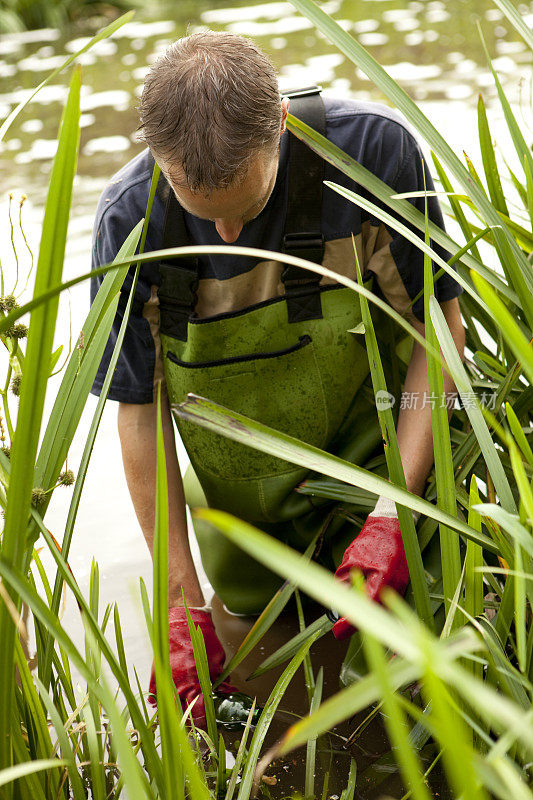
0 0 531 794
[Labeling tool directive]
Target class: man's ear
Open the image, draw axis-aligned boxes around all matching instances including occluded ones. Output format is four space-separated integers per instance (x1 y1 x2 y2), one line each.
280 97 289 133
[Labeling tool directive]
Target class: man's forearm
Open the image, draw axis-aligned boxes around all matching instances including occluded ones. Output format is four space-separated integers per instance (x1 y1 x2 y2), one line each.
118 388 205 607
396 298 465 497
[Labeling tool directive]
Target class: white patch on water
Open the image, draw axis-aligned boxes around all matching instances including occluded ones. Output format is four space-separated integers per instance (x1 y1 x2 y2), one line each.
385 62 442 81
80 90 131 112
0 84 68 107
80 113 96 128
20 119 44 134
392 17 420 31
65 37 118 56
425 8 450 23
358 32 389 46
15 138 58 163
121 53 137 66
110 20 176 39
83 136 131 156
0 62 16 78
226 17 314 36
404 31 425 46
18 55 67 73
444 84 474 100
352 19 379 33
202 1 292 24
0 27 59 45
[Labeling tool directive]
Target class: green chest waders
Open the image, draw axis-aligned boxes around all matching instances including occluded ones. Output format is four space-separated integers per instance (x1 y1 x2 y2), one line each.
158 90 385 614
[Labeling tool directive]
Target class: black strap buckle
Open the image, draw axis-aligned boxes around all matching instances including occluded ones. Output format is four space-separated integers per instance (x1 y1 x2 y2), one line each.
283 232 325 267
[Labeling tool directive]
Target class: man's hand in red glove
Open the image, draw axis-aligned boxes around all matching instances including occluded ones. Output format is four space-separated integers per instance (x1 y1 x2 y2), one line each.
332 496 416 640
148 606 235 728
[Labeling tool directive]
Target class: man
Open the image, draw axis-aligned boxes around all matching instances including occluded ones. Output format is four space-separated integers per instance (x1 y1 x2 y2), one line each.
90 31 465 727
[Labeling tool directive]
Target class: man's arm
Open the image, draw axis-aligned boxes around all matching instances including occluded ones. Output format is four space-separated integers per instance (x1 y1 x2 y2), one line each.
117 386 205 608
396 296 466 497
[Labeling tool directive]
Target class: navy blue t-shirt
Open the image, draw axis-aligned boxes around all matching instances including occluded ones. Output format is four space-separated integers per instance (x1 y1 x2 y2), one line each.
90 96 462 404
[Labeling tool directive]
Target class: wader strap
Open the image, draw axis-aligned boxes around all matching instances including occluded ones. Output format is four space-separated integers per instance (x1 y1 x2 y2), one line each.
281 86 326 323
147 150 199 342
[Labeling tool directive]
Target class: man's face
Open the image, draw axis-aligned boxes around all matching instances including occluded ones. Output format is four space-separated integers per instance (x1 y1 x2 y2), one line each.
158 96 289 243
162 149 280 243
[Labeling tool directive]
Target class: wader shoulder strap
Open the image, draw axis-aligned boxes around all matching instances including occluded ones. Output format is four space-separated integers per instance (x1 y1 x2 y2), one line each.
151 86 327 340
147 151 199 342
281 86 326 323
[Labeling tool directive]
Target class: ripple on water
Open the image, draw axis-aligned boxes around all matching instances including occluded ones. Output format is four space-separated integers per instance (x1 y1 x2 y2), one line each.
83 136 131 156
226 17 314 36
65 37 118 56
15 139 58 164
80 90 131 112
20 119 44 134
110 20 176 39
17 55 67 73
352 19 379 34
358 32 389 46
201 1 292 24
386 62 442 81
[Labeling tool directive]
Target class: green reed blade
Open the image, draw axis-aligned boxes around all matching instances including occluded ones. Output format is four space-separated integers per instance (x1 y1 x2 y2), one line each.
479 24 533 184
429 296 516 514
237 628 321 800
285 113 513 302
0 11 135 141
33 677 86 800
465 477 484 668
34 220 142 491
0 65 81 778
304 666 323 800
470 271 533 388
0 560 154 798
423 205 462 626
340 758 357 800
328 179 482 312
362 629 431 800
422 666 490 800
491 0 533 48
0 760 67 791
286 0 533 325
152 383 185 798
29 510 164 787
81 703 106 800
177 397 495 551
185 601 218 750
224 699 256 800
478 94 509 216
524 154 533 232
215 533 319 688
113 604 129 682
247 615 331 680
355 245 433 628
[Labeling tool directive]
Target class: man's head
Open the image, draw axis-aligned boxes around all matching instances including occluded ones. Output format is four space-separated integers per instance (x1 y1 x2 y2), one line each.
139 31 288 242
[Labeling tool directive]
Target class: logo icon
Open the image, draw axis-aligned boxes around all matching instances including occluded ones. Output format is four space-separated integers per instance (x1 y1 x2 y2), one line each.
375 390 396 410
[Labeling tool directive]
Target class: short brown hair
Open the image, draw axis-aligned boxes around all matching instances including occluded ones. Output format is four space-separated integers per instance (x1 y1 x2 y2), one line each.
138 31 282 192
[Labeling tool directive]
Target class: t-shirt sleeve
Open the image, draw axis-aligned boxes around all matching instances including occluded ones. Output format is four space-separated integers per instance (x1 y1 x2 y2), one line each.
365 122 463 323
90 185 160 404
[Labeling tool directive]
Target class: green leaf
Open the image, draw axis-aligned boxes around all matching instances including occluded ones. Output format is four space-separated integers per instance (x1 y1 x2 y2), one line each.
477 94 509 216
0 760 66 790
355 244 433 628
176 396 495 551
237 628 322 800
429 296 516 514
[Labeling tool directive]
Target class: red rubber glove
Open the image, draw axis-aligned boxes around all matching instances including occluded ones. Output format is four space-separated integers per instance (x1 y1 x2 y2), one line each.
332 515 410 640
148 607 235 728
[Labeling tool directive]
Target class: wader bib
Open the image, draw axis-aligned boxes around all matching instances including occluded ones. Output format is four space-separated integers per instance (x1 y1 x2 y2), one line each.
157 89 388 614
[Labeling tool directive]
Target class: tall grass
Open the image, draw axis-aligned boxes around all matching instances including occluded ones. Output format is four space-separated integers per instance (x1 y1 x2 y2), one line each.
1 0 532 797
